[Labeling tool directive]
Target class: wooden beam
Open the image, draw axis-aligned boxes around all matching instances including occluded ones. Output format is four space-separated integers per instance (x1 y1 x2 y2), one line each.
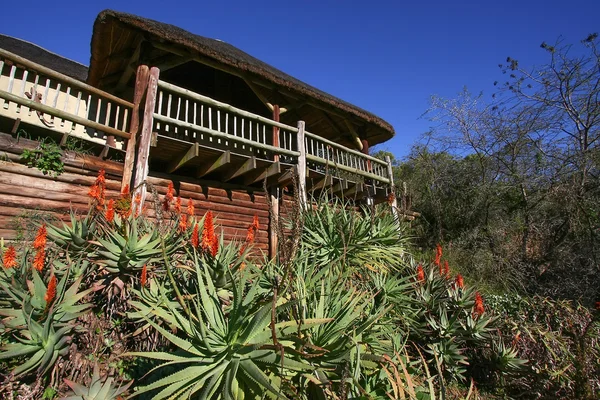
272 104 280 163
244 162 280 186
167 142 199 173
296 121 307 209
197 150 231 177
345 120 363 151
332 178 348 195
122 65 150 191
242 77 274 111
275 165 297 187
309 175 333 193
150 54 193 71
115 39 143 92
133 66 159 212
386 155 400 226
222 156 257 182
344 182 364 198
269 187 279 260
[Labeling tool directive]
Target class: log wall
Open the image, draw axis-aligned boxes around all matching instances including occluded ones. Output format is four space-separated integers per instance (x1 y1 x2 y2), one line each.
0 132 270 255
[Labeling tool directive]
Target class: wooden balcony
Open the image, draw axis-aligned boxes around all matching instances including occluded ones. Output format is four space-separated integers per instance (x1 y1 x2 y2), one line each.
0 48 395 205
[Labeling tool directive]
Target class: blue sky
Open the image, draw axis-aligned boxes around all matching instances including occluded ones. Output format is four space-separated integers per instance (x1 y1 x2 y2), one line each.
2 0 598 158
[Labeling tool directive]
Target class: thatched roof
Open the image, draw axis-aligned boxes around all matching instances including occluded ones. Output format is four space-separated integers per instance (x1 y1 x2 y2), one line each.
0 34 88 82
89 10 394 145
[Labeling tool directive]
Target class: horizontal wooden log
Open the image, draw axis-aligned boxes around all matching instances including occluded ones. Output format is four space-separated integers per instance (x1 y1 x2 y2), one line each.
0 162 121 190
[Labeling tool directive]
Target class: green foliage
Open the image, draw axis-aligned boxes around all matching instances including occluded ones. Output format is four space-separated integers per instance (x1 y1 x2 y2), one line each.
489 293 600 399
63 364 133 400
20 138 65 177
0 179 534 398
300 197 409 273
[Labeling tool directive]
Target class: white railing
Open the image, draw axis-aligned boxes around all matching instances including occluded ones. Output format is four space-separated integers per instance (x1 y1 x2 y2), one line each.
154 80 299 163
304 131 390 184
0 48 132 146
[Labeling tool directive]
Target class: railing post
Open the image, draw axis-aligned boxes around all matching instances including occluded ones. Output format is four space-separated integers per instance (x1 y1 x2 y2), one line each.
133 67 159 212
122 65 150 192
297 121 307 209
272 104 280 162
385 155 400 226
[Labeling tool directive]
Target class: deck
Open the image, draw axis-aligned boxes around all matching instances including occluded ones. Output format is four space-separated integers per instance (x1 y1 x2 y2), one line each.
0 48 395 204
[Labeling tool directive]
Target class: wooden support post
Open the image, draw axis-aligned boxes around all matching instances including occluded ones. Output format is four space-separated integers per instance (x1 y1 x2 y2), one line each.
122 65 150 192
269 186 279 260
297 121 307 209
133 66 159 212
168 142 198 173
385 155 400 226
197 151 231 177
272 104 280 162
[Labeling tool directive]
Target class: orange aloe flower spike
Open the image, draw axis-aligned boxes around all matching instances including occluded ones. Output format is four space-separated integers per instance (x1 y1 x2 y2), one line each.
2 246 18 269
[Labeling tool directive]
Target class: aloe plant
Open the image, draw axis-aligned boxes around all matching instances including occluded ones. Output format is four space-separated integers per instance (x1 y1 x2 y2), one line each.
300 198 409 273
95 219 163 274
46 212 95 256
126 259 329 399
62 364 133 400
0 307 71 376
0 268 93 330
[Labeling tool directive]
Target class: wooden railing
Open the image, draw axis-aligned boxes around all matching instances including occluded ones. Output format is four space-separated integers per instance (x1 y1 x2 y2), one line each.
154 80 391 185
0 48 132 145
154 80 299 163
304 131 390 184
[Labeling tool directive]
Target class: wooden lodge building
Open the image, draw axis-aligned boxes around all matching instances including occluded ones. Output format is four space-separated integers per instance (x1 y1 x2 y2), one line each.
0 10 399 257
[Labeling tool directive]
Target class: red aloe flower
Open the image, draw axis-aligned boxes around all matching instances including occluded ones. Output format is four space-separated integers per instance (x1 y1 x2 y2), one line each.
455 274 465 289
434 244 442 266
88 170 106 209
595 301 600 311
121 184 130 196
141 264 148 287
33 224 47 250
163 182 175 211
201 211 215 253
246 224 256 244
174 196 182 214
96 169 106 185
45 275 57 304
2 246 17 269
443 260 450 278
252 214 259 231
134 193 142 218
210 234 219 258
387 192 396 206
473 292 485 317
33 248 45 272
179 215 188 233
106 199 115 222
191 224 200 248
187 198 195 216
416 264 425 283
